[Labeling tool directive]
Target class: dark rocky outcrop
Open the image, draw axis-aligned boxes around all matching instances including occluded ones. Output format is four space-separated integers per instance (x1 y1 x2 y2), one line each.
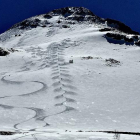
106 33 124 40
11 19 40 29
0 131 15 135
106 58 120 64
48 7 96 17
44 14 52 19
10 18 50 30
105 33 136 45
105 19 139 35
62 25 70 28
47 7 100 22
99 28 115 32
124 36 134 42
135 41 140 46
98 131 140 136
0 47 9 56
105 58 121 67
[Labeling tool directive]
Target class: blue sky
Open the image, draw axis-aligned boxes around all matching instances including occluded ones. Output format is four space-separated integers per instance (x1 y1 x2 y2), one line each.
0 0 139 34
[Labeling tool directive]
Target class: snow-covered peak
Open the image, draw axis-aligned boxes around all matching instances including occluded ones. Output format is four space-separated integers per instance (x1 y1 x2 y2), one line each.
0 7 139 44
0 7 137 36
6 7 139 36
9 7 100 30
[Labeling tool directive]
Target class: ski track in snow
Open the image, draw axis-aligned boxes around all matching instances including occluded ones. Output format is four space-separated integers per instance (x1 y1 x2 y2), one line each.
0 76 47 98
48 41 77 111
0 39 78 139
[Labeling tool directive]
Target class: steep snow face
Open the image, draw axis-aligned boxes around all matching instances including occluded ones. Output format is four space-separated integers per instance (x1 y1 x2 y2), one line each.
0 7 140 140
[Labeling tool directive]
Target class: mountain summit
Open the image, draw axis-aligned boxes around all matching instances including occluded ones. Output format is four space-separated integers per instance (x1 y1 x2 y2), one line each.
9 7 139 35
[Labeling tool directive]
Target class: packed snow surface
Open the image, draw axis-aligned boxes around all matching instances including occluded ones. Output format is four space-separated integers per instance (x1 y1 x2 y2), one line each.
0 11 140 139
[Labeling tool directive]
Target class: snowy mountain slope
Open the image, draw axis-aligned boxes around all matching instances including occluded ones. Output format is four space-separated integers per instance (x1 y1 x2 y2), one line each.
0 7 140 140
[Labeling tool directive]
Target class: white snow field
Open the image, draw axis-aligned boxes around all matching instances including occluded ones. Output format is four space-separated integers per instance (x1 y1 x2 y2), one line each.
0 7 140 139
